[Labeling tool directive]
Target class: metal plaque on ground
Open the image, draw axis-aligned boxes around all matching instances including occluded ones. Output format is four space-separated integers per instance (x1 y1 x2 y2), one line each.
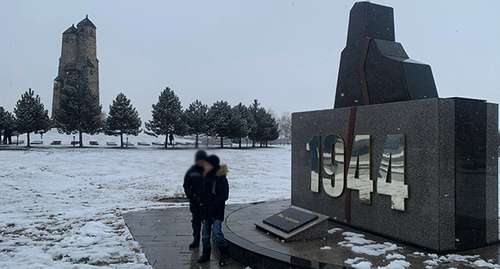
262 208 318 233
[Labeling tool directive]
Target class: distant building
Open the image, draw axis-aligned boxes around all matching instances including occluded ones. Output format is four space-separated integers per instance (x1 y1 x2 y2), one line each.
52 15 99 118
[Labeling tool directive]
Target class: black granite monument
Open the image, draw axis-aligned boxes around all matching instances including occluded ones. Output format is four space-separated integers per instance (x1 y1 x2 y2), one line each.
334 1 438 108
291 2 498 253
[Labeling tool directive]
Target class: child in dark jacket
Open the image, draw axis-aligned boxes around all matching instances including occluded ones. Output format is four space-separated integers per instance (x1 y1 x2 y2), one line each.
183 150 207 248
197 155 230 266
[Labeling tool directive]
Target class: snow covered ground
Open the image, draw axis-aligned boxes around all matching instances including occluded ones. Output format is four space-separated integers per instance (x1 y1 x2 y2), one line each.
0 130 291 268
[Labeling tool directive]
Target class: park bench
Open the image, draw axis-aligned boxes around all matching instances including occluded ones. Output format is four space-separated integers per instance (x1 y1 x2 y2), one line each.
89 141 99 146
31 140 43 145
138 142 150 146
50 141 62 145
106 142 117 146
71 141 80 145
152 142 165 146
124 142 134 147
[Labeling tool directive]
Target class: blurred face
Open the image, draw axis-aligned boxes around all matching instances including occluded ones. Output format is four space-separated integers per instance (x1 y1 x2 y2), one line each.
203 162 214 174
196 160 205 167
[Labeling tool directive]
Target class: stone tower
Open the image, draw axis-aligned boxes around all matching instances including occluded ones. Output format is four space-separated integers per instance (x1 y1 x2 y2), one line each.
52 15 99 117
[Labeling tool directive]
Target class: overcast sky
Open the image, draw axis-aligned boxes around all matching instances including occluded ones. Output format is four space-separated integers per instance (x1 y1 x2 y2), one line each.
1 0 500 122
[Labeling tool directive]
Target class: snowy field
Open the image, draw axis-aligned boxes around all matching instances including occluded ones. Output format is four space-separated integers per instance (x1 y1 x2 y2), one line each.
0 131 291 268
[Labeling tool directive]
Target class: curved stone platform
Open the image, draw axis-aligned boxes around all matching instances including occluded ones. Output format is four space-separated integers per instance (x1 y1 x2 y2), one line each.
223 200 500 269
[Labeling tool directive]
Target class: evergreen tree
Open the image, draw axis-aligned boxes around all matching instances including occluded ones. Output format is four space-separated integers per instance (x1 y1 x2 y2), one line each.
255 107 268 147
1 110 15 145
105 93 142 148
145 87 185 148
207 100 232 148
248 99 271 147
263 111 280 147
13 88 51 147
55 70 103 147
247 99 261 147
229 103 249 148
185 100 208 148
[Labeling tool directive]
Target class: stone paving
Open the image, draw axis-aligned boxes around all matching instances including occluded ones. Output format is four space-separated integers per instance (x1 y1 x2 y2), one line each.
125 201 500 269
123 205 247 269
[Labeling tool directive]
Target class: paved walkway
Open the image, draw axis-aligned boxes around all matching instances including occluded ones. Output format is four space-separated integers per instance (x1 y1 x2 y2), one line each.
125 201 500 269
123 205 247 269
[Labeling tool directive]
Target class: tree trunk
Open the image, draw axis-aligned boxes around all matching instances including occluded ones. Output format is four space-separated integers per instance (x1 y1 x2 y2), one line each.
266 140 268 147
27 132 30 147
79 130 83 148
195 133 199 148
120 133 124 148
164 134 168 148
220 136 224 148
252 140 255 147
239 138 242 148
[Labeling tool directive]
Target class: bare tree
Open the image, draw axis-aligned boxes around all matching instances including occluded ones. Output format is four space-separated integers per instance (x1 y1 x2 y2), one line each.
277 112 291 144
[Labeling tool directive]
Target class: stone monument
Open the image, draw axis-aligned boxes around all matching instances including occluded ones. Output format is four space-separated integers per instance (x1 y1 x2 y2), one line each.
52 15 99 118
291 2 498 253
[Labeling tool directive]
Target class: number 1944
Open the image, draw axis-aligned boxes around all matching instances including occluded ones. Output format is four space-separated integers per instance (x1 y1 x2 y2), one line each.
306 134 409 211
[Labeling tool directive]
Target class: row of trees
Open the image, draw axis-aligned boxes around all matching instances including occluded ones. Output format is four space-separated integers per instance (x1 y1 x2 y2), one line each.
146 88 279 148
1 71 282 148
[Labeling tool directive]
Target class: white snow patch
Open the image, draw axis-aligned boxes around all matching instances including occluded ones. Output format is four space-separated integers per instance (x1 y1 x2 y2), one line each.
472 260 500 268
345 257 364 265
0 138 291 268
328 227 343 234
423 253 500 268
338 232 401 256
320 246 332 250
352 261 373 269
386 253 405 260
378 259 410 269
412 251 425 257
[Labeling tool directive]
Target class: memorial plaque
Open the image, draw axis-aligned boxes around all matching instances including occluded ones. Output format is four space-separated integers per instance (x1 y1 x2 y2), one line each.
263 208 318 233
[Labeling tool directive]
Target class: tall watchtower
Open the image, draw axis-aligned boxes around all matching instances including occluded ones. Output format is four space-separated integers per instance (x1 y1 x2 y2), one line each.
52 15 99 118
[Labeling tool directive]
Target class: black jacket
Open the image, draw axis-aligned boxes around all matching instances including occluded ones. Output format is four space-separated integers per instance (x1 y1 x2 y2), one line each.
183 165 204 205
198 165 229 220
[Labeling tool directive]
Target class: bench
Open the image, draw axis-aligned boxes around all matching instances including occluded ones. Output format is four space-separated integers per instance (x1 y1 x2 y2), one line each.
138 142 150 146
71 141 80 145
89 141 99 146
106 142 117 146
124 142 134 147
31 140 43 145
51 141 62 145
152 142 165 146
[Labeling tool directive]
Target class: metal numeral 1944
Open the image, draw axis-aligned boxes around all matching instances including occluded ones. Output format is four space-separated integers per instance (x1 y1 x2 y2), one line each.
306 134 409 211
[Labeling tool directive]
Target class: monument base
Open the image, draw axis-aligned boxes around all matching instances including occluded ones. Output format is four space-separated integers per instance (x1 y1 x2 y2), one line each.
255 206 328 242
292 97 498 252
224 200 500 269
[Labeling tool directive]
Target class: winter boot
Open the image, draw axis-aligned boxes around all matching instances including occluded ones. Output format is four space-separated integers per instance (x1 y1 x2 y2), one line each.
189 237 200 248
218 246 230 266
197 247 211 263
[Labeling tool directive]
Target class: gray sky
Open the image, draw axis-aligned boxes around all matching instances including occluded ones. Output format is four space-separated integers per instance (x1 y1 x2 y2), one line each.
1 0 500 122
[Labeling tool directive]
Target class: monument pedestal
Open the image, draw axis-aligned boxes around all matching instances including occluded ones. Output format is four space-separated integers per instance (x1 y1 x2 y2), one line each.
292 98 498 252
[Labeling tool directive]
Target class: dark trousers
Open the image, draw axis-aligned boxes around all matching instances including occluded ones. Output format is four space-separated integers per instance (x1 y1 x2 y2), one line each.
190 205 202 239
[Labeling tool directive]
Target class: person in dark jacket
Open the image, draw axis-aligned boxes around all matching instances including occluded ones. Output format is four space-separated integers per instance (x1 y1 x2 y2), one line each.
196 155 230 266
183 150 207 248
